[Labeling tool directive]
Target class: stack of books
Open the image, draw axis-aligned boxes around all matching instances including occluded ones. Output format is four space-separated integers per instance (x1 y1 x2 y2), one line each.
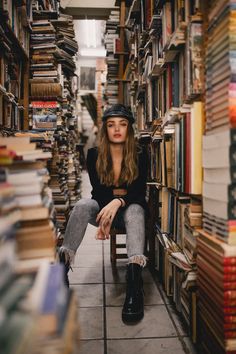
67 129 82 210
0 255 79 353
104 10 120 106
52 13 78 76
30 17 62 129
198 1 236 352
47 129 69 239
198 231 236 353
0 136 56 260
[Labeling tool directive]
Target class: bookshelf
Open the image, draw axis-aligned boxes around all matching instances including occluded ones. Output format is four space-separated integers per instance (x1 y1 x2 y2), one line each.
0 1 31 130
120 0 236 351
119 0 207 346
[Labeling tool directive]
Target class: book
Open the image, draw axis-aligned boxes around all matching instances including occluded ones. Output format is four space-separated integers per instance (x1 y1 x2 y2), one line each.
190 101 204 194
39 263 68 334
198 230 236 258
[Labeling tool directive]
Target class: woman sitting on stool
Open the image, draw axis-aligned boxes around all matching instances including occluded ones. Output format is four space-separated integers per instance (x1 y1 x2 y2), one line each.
59 104 148 323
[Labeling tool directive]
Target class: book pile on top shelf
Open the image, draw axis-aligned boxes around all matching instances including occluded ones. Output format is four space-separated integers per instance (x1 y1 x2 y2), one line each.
29 1 62 130
52 13 78 76
198 1 236 353
104 9 120 106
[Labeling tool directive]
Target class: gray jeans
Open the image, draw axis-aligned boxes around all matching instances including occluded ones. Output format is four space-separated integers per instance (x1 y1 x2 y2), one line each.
62 198 146 263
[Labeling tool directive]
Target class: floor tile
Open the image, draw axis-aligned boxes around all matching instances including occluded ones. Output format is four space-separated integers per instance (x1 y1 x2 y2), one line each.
156 283 172 305
105 283 125 306
76 244 103 256
78 307 103 339
69 267 103 284
106 305 177 339
72 284 103 307
74 254 103 267
107 337 186 354
78 340 104 354
167 304 188 336
182 336 198 354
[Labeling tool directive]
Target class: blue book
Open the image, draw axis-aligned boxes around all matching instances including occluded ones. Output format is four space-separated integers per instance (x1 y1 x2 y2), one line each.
40 263 68 334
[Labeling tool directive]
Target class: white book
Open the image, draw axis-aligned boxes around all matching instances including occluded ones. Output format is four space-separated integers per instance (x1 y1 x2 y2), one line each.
203 129 236 150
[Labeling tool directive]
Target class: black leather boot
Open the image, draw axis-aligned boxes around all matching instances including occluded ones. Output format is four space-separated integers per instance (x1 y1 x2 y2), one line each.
59 249 70 287
122 263 144 323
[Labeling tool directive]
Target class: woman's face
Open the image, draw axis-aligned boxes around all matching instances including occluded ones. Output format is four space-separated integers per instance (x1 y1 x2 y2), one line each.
106 117 129 144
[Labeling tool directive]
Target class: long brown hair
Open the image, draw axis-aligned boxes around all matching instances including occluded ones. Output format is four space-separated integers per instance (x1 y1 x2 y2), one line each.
96 121 138 186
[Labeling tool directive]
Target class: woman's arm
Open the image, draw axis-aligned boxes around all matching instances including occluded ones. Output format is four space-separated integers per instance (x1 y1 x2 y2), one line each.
86 148 123 239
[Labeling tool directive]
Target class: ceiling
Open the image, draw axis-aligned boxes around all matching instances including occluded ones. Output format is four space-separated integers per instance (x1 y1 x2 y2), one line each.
60 0 117 19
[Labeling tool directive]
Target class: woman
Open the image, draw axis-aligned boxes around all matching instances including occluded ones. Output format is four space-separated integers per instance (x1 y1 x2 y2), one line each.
59 104 148 323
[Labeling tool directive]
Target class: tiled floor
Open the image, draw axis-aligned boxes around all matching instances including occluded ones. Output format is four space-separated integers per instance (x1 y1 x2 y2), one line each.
70 171 198 354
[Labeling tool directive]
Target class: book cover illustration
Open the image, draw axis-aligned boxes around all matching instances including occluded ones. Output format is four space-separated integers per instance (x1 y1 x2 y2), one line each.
31 101 58 129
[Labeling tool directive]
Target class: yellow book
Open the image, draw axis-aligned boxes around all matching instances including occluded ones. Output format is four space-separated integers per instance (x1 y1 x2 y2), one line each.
190 101 204 194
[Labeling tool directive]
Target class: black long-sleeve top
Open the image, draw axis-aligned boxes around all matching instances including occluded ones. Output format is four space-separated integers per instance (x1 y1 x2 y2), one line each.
86 146 148 211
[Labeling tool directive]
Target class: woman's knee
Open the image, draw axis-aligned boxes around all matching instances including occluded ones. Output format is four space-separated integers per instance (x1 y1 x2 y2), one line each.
124 204 145 220
73 198 99 214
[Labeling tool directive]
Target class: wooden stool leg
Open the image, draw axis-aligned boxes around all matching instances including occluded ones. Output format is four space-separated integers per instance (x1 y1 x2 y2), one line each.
110 232 117 267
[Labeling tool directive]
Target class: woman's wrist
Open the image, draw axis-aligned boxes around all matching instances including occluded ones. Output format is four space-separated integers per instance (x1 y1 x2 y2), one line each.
117 197 125 207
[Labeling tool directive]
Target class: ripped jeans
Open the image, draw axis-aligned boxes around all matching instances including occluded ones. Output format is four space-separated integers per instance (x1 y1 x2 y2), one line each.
61 198 147 266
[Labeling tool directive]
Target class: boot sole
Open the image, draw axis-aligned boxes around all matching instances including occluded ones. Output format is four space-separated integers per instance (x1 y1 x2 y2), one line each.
122 310 144 323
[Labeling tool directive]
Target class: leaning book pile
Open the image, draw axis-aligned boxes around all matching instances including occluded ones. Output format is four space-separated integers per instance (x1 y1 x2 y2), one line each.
197 1 236 353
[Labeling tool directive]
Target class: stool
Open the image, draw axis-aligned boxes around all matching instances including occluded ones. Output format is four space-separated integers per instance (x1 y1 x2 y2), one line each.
110 228 127 267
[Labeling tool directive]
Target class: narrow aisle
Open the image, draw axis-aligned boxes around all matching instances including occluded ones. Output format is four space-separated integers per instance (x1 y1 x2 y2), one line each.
70 171 197 354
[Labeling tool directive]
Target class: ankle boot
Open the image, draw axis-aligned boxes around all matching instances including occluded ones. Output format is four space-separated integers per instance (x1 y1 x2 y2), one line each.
122 263 144 323
59 249 70 287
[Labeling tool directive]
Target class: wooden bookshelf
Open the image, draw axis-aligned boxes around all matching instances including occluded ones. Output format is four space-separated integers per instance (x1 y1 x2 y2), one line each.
119 0 207 346
0 2 31 129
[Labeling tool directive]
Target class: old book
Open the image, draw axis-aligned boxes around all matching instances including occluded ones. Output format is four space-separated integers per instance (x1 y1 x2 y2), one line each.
203 196 236 220
190 101 204 194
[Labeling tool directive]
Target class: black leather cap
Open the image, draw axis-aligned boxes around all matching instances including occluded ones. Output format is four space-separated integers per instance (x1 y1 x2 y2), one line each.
102 104 134 124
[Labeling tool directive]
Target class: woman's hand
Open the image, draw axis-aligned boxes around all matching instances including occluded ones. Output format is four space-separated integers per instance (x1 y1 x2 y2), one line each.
95 199 122 240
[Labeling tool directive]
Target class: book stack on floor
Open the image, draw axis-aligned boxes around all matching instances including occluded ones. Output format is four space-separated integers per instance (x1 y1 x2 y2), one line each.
0 136 56 260
198 1 236 352
67 128 82 210
0 133 80 352
47 125 81 244
104 9 120 106
47 129 69 241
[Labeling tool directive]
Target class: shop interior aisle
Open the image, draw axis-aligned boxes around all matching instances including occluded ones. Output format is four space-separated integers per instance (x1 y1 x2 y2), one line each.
69 171 198 354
